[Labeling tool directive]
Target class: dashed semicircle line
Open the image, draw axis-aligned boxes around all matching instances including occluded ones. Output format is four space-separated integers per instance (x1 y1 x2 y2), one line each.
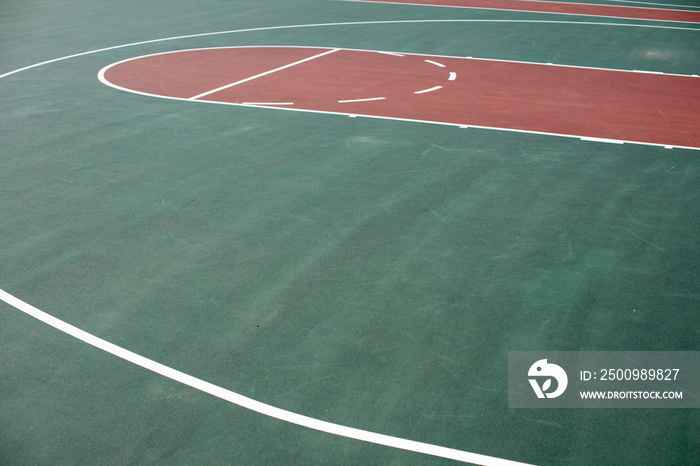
425 59 447 67
338 96 387 103
415 85 444 94
336 52 455 102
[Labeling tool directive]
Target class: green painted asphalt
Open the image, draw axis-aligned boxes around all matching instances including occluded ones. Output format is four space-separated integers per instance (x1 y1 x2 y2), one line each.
1 1 699 464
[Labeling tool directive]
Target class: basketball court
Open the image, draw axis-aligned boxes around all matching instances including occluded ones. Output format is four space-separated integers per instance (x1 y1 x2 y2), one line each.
1 0 699 464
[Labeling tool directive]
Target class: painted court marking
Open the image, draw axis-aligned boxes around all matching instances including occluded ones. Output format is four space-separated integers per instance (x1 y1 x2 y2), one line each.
415 85 444 93
242 101 295 106
2 19 699 81
98 46 700 150
344 0 700 23
425 59 446 67
2 18 700 465
2 19 698 81
605 0 700 8
0 288 533 466
190 48 340 100
608 0 700 7
339 96 387 103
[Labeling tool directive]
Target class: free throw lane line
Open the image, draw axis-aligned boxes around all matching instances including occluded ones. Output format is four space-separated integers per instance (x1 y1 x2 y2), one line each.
0 288 534 466
190 48 340 100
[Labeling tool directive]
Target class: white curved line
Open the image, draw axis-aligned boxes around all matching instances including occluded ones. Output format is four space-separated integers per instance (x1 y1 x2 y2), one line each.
338 0 700 23
601 0 700 8
425 59 447 67
2 19 699 79
0 288 533 466
91 77 700 151
96 44 700 81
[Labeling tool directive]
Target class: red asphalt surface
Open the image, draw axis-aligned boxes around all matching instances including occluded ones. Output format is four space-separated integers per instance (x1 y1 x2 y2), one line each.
350 0 700 23
101 47 700 149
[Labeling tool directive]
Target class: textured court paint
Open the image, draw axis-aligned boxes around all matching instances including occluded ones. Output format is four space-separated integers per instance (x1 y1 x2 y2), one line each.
345 0 700 23
99 46 700 150
0 288 534 466
3 17 699 466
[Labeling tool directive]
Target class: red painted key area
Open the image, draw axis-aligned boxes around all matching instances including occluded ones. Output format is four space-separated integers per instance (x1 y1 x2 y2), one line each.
100 46 700 149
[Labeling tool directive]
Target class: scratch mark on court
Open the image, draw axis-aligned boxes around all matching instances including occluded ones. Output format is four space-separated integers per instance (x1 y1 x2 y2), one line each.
430 352 459 364
533 419 567 429
275 376 333 399
615 226 666 251
474 386 510 394
452 345 472 353
280 363 336 369
428 208 454 229
626 213 654 228
661 292 700 300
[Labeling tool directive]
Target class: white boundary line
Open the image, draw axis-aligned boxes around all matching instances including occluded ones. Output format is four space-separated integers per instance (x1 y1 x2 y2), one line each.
337 0 700 23
580 136 626 143
604 0 700 9
98 44 700 83
190 48 339 100
2 19 699 80
214 99 700 151
0 288 534 466
344 0 700 13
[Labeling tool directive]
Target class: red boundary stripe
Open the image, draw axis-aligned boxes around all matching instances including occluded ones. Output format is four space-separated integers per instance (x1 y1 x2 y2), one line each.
350 0 700 23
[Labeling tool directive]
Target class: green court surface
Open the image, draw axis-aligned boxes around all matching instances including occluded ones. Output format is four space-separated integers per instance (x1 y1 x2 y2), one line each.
1 0 699 464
